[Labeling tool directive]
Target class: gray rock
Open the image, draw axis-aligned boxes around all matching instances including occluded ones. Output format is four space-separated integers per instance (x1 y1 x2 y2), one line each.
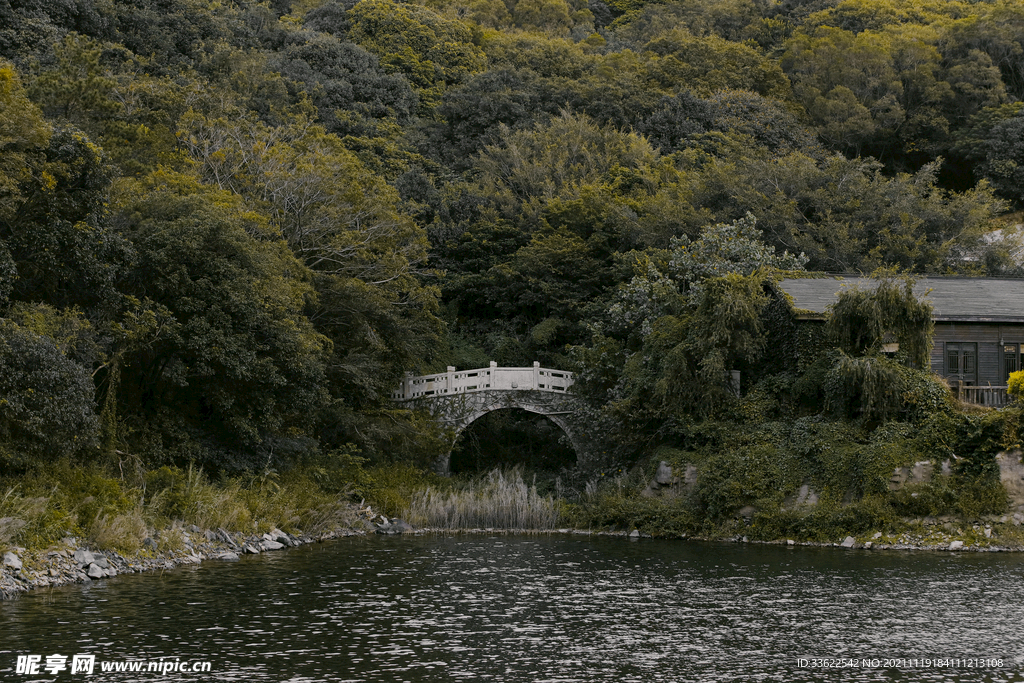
2 552 21 570
268 529 295 546
654 461 674 485
629 530 640 538
205 530 218 541
91 556 109 569
872 532 883 539
864 541 873 549
793 483 819 508
143 538 157 550
86 563 106 579
261 540 285 551
104 567 118 577
949 540 964 551
188 525 202 533
841 536 856 548
212 551 239 561
242 544 260 554
786 539 795 546
218 528 239 547
73 549 95 566
391 519 414 534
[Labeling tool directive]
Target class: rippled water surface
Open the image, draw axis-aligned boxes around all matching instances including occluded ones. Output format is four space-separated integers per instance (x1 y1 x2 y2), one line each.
3 535 1024 682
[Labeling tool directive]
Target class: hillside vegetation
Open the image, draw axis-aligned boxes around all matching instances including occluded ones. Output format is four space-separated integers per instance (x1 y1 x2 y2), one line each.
2 0 1024 544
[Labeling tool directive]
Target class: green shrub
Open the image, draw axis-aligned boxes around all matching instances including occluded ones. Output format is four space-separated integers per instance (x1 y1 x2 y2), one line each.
562 493 700 536
751 497 896 542
952 476 1008 517
954 412 1006 478
790 353 832 412
0 320 99 469
1008 370 1024 399
731 374 794 422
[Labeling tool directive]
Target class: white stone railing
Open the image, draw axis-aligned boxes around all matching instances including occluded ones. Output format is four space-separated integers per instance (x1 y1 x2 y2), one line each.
392 361 574 401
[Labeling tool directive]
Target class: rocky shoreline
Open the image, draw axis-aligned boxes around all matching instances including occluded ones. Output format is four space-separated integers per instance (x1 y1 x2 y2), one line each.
426 525 1024 552
0 507 417 601
6 512 1024 600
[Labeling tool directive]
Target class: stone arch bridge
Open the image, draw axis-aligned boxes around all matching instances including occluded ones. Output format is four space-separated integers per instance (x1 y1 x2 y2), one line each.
392 362 598 473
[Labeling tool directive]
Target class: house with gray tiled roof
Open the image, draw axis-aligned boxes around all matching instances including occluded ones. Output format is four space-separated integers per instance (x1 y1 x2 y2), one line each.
776 275 1024 405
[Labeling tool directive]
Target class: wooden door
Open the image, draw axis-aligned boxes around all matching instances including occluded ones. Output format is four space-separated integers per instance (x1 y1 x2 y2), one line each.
946 342 978 385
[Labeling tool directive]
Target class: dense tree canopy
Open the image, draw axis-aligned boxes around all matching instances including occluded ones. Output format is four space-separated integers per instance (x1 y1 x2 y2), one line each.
0 0 1020 474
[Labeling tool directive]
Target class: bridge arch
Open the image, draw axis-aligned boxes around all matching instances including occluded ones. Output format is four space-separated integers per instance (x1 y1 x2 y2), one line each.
393 362 597 474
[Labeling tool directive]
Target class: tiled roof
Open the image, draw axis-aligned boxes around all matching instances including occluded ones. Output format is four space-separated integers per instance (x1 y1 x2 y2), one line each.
777 276 1024 322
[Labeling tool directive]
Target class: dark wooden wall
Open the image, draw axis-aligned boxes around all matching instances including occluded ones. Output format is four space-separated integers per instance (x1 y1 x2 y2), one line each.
930 323 1024 385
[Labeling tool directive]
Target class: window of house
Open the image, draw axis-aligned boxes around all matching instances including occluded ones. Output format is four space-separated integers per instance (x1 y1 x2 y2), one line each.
1005 344 1021 383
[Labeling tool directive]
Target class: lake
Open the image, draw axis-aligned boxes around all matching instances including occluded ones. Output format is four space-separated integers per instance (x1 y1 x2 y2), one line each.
2 534 1022 681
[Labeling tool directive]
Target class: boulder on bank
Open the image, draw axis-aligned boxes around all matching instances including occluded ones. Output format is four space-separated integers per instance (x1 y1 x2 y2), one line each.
782 483 819 510
641 461 698 499
997 450 1024 510
391 519 414 534
3 551 21 570
73 549 95 566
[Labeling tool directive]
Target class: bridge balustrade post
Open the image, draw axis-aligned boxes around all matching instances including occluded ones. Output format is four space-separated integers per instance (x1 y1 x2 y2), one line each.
447 366 455 394
533 361 540 390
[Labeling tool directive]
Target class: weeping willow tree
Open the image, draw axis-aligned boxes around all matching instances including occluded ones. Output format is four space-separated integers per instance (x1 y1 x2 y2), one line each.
823 271 938 422
825 271 934 367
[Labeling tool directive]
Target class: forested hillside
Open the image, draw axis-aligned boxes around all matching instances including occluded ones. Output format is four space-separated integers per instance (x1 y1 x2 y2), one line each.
2 0 1023 476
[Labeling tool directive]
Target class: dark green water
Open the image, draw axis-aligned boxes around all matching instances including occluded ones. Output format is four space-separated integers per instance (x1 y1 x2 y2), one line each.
2 535 1024 682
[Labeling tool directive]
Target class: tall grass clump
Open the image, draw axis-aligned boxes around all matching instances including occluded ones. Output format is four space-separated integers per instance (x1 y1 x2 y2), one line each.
0 487 59 545
145 465 251 531
89 509 148 554
405 468 561 530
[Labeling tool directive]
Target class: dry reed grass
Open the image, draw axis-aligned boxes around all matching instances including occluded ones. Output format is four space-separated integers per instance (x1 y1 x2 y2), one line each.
0 489 56 545
89 509 148 554
404 468 561 530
